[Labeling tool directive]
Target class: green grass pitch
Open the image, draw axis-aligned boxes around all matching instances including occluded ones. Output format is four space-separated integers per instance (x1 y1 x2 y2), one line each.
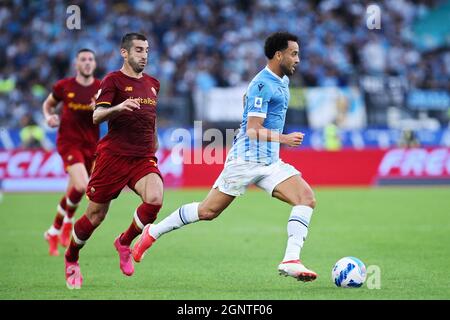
0 187 449 300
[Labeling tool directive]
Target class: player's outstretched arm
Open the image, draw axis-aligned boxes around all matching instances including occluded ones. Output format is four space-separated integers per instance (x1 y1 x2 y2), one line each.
42 93 60 128
93 98 140 124
246 116 304 147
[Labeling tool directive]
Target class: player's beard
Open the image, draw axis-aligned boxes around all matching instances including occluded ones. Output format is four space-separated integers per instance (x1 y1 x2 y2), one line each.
79 69 93 78
129 57 145 73
280 62 295 76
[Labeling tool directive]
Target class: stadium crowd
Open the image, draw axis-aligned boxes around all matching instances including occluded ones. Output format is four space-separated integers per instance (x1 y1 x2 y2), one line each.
0 0 448 129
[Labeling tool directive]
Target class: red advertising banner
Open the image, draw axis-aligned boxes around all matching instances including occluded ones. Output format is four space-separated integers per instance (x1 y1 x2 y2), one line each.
180 148 450 187
0 149 183 191
375 148 450 185
1 148 449 191
180 149 386 187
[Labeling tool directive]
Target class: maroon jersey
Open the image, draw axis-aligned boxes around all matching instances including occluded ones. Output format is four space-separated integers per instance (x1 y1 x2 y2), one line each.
52 77 101 150
95 70 160 157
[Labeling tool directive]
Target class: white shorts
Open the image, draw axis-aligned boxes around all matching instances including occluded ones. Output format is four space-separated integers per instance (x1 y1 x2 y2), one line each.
213 158 301 197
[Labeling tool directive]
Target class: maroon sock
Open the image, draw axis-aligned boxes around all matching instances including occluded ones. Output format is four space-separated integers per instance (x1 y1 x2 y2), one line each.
120 203 161 246
65 214 96 262
66 187 84 218
66 206 78 219
52 196 67 229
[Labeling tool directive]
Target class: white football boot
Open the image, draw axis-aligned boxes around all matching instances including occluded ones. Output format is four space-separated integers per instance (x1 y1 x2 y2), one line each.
278 260 318 282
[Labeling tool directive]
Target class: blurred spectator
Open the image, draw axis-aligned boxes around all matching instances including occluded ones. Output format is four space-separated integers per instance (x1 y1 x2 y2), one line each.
19 114 45 149
323 122 343 151
398 129 421 148
0 0 448 129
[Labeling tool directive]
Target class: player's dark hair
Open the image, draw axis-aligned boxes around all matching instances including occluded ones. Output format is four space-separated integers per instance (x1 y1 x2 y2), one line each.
264 32 298 59
121 33 147 52
76 48 95 57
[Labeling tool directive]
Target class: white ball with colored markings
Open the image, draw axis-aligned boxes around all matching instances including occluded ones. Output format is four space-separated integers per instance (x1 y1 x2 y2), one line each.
332 257 367 288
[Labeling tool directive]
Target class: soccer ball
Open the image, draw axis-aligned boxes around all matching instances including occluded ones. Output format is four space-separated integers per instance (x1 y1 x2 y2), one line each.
332 257 367 288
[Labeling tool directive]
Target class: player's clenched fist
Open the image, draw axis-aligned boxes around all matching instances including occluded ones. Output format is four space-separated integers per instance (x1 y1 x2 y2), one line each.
45 114 60 128
117 98 140 112
282 132 304 147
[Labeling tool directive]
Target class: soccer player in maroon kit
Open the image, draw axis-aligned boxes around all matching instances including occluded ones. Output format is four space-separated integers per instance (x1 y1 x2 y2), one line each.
43 49 100 256
64 33 163 289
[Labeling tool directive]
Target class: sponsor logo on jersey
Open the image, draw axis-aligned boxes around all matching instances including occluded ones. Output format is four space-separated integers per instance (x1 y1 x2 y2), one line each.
67 92 75 98
68 101 93 111
129 96 157 106
257 83 264 92
125 86 133 92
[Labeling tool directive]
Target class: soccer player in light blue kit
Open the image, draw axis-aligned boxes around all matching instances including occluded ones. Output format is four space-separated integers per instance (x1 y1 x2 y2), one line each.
133 32 317 282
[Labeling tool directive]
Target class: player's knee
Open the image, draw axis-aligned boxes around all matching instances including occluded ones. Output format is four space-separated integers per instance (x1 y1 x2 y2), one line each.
72 179 88 194
86 208 107 227
142 192 163 206
73 184 87 194
301 193 316 209
86 207 108 227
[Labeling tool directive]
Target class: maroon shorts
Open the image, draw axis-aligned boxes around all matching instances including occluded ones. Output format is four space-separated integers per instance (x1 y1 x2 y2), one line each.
86 151 162 203
58 146 95 174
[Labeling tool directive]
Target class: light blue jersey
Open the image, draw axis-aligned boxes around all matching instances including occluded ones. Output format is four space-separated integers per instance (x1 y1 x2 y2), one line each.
229 67 290 165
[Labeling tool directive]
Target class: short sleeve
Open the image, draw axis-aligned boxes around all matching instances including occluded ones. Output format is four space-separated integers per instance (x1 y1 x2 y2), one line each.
146 75 160 95
246 81 272 118
154 78 160 94
51 79 65 101
95 75 116 109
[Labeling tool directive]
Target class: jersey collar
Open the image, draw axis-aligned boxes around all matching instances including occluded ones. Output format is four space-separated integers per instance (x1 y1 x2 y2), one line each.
264 66 284 82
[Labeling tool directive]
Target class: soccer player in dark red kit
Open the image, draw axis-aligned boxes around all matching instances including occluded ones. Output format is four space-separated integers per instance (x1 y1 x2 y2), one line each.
43 49 100 256
64 33 163 289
